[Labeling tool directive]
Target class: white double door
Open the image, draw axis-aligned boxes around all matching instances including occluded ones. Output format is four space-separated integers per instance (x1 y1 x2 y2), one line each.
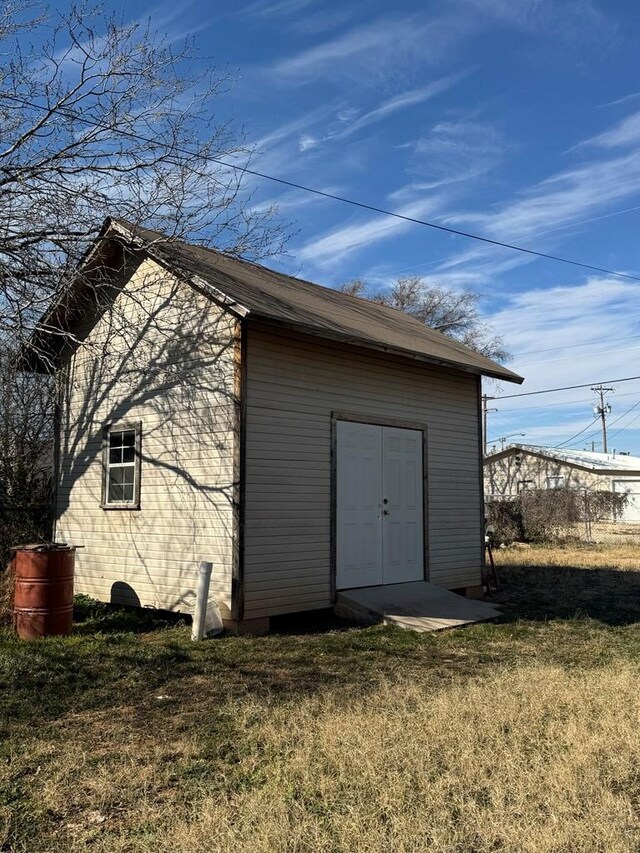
336 420 424 590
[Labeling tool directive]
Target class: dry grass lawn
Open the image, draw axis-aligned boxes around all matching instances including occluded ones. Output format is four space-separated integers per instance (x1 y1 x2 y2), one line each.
2 548 640 852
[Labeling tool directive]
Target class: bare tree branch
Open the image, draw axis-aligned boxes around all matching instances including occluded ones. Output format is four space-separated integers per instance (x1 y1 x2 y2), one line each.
0 3 287 344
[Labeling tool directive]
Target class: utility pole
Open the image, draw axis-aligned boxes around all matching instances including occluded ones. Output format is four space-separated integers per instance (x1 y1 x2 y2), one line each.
591 386 613 453
482 394 497 455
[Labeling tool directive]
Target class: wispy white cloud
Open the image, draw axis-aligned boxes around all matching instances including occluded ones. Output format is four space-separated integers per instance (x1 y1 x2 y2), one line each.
600 91 640 109
239 0 315 17
297 197 445 265
269 13 477 85
292 74 469 154
400 116 507 190
455 0 616 46
291 6 359 35
578 111 640 149
329 73 469 141
433 139 640 280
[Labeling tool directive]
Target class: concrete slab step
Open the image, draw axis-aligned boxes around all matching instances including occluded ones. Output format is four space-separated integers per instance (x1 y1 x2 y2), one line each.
335 581 500 633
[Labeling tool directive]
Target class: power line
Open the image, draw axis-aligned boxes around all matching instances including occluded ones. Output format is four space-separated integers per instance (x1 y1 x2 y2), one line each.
518 343 640 368
5 91 640 284
560 400 640 450
609 408 640 440
603 399 640 430
554 417 600 448
497 389 640 414
516 331 640 357
574 401 640 446
494 374 640 400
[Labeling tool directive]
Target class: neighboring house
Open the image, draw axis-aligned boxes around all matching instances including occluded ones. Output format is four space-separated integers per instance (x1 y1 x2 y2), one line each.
484 444 640 521
22 218 522 633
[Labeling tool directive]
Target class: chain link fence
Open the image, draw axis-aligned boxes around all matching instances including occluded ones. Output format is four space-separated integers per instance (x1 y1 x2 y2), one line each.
485 488 640 546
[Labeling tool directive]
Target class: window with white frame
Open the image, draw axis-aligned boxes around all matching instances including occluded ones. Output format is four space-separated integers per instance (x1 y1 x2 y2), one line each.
102 424 141 507
546 475 565 489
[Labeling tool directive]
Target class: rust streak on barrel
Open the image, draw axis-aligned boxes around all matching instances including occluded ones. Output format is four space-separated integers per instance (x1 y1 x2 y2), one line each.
13 544 76 639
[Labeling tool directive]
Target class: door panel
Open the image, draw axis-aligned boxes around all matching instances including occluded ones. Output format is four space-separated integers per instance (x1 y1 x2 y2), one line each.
336 421 383 589
336 421 424 590
382 427 424 584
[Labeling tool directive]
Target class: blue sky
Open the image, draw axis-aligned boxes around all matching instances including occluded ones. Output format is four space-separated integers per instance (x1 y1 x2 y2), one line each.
65 0 640 453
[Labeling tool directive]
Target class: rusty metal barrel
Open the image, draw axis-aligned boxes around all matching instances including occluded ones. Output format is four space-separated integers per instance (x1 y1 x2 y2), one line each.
12 543 76 639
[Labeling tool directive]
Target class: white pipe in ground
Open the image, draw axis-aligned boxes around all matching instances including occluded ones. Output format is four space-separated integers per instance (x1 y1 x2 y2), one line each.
191 561 213 641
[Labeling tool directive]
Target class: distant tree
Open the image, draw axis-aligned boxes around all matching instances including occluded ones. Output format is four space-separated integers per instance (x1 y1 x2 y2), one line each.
339 276 508 361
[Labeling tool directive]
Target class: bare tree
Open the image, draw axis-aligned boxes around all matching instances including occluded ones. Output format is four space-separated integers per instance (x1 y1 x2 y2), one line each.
340 276 508 361
0 3 289 558
0 349 54 563
0 2 286 344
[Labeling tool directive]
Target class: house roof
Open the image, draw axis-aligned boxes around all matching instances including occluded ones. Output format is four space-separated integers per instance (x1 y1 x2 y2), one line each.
22 217 523 383
485 443 640 475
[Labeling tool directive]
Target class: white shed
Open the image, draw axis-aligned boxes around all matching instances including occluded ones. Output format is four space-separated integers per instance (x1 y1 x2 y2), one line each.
23 218 522 633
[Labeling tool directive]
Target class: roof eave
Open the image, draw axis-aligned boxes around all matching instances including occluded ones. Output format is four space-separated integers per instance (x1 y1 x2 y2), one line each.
484 446 640 475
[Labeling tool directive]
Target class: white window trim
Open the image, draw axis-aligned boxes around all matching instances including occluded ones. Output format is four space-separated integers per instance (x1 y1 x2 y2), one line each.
101 421 142 510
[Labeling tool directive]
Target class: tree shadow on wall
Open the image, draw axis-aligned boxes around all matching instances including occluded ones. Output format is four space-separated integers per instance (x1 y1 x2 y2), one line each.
55 244 239 615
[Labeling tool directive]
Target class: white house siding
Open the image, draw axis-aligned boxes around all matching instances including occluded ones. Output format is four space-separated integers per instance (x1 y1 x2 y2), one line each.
56 258 238 615
484 454 640 497
484 455 602 496
242 323 483 620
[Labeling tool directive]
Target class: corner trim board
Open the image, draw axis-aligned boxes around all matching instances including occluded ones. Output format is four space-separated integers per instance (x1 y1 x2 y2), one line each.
231 318 248 621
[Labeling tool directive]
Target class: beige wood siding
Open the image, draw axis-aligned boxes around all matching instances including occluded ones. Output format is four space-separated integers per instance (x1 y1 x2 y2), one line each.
56 258 238 615
243 323 483 619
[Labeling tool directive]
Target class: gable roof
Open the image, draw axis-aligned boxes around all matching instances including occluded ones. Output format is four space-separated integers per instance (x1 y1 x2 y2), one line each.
22 217 523 383
485 443 640 475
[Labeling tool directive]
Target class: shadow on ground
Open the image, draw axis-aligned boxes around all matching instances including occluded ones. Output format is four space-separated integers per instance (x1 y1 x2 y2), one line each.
490 562 640 625
73 594 190 634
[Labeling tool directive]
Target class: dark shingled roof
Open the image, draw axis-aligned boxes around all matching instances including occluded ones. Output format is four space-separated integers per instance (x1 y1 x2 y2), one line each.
24 217 524 384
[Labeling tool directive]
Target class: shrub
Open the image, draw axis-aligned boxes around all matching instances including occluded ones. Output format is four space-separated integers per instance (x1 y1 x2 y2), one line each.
486 488 627 545
586 490 628 522
519 488 582 543
485 498 524 545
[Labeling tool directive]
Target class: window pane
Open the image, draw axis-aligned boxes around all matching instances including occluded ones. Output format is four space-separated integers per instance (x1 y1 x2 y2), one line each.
110 432 124 448
122 484 134 502
109 481 125 501
122 431 136 447
122 446 135 464
110 468 126 485
109 448 121 464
